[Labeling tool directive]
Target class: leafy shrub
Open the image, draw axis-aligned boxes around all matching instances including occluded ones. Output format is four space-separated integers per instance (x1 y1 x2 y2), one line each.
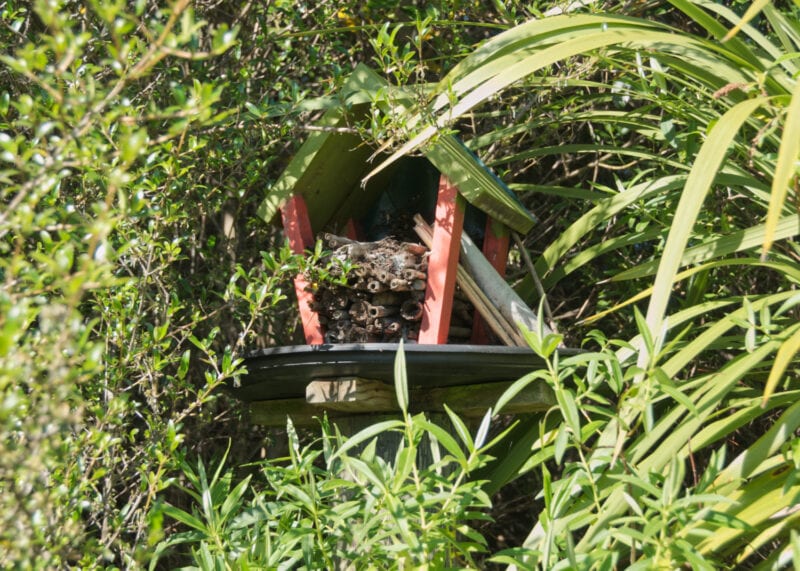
0 0 304 566
152 344 500 569
3 0 799 568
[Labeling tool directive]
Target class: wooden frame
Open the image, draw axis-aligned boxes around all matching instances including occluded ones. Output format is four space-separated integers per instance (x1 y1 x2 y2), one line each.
418 175 466 344
471 218 510 343
281 172 514 349
281 194 325 344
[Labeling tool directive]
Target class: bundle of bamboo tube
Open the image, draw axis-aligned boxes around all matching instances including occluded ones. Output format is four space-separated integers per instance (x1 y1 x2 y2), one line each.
309 234 429 344
307 226 525 345
413 215 543 347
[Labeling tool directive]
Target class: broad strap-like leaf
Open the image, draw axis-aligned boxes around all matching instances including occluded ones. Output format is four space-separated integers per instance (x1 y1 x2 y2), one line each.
762 77 800 257
763 326 800 406
612 215 800 282
643 97 768 347
722 0 772 41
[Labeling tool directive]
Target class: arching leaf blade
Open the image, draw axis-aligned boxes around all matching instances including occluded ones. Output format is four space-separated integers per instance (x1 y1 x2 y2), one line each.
762 78 800 257
644 97 768 340
762 326 800 406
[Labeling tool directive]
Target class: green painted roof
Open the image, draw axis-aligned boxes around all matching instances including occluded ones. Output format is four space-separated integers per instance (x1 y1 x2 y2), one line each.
258 64 535 235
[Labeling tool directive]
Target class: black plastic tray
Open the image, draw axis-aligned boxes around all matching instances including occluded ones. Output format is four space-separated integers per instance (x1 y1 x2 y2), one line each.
235 343 560 401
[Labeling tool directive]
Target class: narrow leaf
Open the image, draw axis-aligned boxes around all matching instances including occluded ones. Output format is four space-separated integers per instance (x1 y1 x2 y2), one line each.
328 420 403 464
555 388 581 437
645 97 767 343
394 340 409 414
763 77 800 257
722 0 771 41
475 408 492 450
160 504 207 534
494 371 549 414
763 326 800 406
416 419 468 465
444 404 474 450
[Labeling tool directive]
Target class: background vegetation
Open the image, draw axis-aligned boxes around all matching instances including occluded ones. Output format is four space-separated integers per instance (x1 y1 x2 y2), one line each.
1 0 798 569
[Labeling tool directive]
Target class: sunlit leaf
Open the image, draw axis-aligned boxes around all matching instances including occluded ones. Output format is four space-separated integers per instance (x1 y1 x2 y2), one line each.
762 76 800 257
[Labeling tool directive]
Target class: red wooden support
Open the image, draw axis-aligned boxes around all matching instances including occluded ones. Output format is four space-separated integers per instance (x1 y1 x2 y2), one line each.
281 194 325 344
419 176 466 344
343 218 361 240
471 218 510 344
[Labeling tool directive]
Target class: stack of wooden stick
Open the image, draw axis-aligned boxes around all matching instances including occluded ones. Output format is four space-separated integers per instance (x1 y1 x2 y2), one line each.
413 215 536 347
307 218 543 347
309 234 429 344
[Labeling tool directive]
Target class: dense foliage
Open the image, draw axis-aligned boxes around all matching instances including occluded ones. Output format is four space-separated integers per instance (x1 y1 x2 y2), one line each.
1 0 798 569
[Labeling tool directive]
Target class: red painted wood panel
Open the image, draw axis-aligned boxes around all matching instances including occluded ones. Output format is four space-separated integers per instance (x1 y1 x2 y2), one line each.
419 176 465 344
471 218 510 344
281 194 325 344
343 218 361 240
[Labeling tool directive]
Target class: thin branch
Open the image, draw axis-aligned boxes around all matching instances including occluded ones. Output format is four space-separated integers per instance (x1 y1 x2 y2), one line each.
512 231 558 334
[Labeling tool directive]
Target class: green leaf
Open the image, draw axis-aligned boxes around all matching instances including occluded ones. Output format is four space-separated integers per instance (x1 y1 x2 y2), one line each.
553 423 568 465
219 475 251 525
611 215 800 282
763 326 800 406
394 340 409 415
722 0 771 41
444 404 473 451
494 371 549 414
328 420 403 464
161 504 208 534
555 387 581 437
763 75 800 257
644 97 768 341
475 408 492 450
415 418 467 466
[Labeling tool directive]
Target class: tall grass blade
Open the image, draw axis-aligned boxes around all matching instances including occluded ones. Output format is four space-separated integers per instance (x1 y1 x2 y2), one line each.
612 215 800 281
762 77 800 257
643 97 767 342
585 258 800 325
722 0 771 41
763 327 800 406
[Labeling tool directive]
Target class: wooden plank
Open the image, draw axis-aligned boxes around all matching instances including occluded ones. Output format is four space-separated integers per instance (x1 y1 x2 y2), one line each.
306 378 395 412
414 215 523 346
343 218 362 240
423 380 554 418
419 175 465 344
280 194 325 344
459 230 552 337
472 218 510 344
248 379 554 425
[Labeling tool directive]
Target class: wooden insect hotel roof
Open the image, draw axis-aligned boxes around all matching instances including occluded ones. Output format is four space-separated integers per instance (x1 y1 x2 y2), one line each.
257 63 535 236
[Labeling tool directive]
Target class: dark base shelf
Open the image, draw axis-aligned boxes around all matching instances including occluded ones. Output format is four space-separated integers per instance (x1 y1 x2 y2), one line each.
234 343 571 402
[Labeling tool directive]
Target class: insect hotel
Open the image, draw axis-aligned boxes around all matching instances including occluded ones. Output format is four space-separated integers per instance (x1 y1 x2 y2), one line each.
237 65 560 426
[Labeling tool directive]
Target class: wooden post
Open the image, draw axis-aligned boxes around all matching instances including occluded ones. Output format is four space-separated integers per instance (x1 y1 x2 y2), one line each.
472 218 510 344
248 378 555 425
306 378 396 412
281 194 325 344
419 176 465 344
343 218 362 240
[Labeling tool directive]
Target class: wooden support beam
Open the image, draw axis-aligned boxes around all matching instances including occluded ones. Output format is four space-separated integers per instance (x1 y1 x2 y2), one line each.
281 194 325 344
419 175 466 344
414 216 523 346
424 380 553 418
248 378 555 426
343 218 362 240
472 218 510 344
306 378 396 412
